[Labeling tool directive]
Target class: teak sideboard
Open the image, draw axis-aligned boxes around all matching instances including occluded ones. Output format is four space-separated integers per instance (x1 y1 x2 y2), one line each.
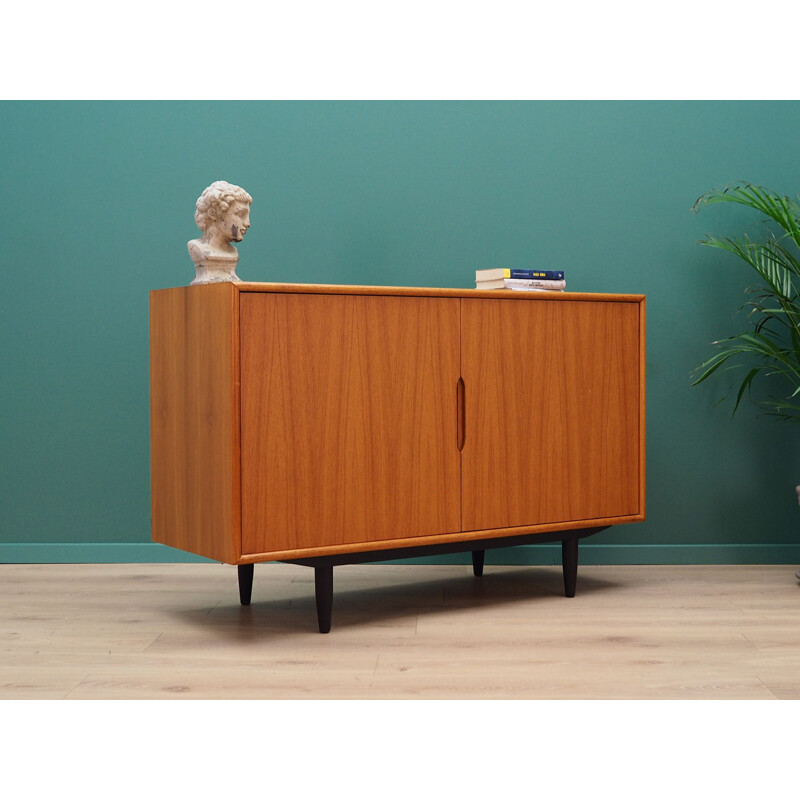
150 282 646 632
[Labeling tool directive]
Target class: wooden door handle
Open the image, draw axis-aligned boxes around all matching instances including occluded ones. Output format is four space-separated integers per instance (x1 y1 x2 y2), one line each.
456 377 465 452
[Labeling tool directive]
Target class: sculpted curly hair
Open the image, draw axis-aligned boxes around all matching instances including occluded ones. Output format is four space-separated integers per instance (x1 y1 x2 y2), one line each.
194 181 253 231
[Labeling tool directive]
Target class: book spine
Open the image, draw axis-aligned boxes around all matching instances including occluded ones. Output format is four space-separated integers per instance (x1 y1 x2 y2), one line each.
507 269 564 280
504 278 566 290
475 268 566 281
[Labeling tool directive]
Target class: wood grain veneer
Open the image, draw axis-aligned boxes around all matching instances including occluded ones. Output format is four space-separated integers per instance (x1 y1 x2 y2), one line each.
461 297 642 531
236 514 643 563
149 283 240 563
236 282 642 303
239 292 462 554
149 283 645 566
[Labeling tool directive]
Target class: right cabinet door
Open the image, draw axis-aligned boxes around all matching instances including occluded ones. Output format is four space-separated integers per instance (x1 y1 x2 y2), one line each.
460 297 642 532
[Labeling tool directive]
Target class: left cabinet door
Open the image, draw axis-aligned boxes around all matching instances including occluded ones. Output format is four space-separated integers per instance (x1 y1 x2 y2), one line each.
239 292 462 557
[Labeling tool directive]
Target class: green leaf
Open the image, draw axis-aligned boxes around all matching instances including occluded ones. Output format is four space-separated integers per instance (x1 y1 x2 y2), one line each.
732 368 759 416
693 182 800 422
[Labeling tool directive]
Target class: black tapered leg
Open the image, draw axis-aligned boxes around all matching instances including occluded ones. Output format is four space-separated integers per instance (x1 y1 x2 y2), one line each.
562 538 579 598
314 565 334 633
238 564 254 606
472 549 485 577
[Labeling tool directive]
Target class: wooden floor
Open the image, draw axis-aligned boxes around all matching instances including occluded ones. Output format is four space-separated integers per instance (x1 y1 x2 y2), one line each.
1 562 798 699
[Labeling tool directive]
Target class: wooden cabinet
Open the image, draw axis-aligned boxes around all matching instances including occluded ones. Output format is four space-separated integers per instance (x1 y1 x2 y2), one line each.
150 282 645 631
239 292 462 554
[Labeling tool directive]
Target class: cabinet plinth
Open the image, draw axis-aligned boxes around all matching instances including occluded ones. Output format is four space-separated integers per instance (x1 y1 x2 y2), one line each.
150 282 645 631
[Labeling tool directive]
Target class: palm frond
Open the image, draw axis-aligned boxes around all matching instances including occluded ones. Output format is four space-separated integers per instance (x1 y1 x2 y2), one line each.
692 182 800 422
693 183 800 249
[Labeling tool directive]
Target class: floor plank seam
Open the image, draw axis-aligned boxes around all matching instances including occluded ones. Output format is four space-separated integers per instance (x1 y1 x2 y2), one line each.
61 676 92 700
738 632 760 650
369 655 380 688
143 631 165 653
755 675 780 700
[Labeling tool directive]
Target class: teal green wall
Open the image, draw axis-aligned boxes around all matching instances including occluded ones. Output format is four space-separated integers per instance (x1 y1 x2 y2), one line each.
2 101 800 564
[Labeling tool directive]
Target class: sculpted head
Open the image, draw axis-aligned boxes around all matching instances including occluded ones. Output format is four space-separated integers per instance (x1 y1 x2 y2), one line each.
194 180 252 244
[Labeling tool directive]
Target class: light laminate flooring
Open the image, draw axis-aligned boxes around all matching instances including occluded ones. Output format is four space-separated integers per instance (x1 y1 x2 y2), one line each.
1 563 798 699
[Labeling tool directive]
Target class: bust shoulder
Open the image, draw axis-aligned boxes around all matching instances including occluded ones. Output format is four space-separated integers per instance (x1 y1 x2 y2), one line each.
188 238 237 265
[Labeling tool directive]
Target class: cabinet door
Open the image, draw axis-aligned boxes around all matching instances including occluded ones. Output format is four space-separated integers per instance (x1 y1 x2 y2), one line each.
240 292 462 556
461 297 642 531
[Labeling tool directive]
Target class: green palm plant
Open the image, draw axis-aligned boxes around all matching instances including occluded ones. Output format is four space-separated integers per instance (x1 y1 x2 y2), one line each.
691 183 800 422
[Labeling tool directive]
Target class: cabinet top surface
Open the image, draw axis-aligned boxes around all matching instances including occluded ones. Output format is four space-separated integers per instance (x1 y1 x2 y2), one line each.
152 282 645 303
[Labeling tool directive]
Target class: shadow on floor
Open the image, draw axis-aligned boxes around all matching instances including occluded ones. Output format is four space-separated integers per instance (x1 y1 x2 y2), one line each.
167 564 620 638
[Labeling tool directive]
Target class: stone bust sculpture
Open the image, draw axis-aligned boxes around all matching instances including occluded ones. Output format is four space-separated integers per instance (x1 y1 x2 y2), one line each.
188 180 252 285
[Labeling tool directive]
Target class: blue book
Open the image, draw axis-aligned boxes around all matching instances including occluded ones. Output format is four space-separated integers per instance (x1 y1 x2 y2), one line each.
476 268 565 281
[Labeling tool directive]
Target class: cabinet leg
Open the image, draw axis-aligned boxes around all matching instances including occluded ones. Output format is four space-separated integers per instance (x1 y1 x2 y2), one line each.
562 538 579 598
315 565 334 633
238 564 254 606
471 549 485 577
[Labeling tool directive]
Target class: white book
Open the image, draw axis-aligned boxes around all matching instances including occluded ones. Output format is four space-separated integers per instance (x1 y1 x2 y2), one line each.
476 278 566 291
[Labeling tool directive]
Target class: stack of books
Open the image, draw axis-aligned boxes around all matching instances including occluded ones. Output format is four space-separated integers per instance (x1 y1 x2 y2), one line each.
475 268 566 292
